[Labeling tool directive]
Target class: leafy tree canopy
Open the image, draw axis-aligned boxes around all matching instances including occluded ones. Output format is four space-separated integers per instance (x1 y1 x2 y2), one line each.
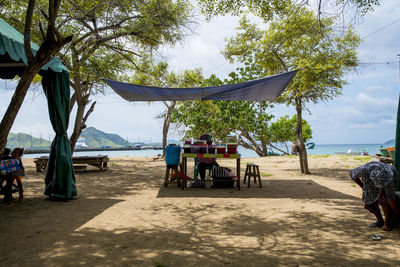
223 4 361 106
197 0 380 19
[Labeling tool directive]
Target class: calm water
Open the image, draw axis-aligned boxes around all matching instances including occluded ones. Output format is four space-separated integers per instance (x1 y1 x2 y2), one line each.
23 143 384 159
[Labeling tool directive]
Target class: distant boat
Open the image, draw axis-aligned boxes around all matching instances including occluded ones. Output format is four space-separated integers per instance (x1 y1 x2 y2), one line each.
306 142 315 149
335 149 361 156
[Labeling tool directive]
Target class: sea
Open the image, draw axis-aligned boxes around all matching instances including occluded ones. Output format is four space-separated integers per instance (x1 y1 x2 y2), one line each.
23 143 386 159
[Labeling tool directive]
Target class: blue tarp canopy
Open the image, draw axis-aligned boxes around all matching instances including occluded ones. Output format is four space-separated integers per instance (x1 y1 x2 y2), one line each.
105 70 298 101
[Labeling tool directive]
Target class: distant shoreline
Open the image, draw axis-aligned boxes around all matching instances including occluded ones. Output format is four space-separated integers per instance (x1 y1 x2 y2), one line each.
24 146 163 154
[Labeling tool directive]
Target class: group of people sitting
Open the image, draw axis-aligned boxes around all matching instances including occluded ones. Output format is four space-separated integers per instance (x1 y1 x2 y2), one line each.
0 147 25 202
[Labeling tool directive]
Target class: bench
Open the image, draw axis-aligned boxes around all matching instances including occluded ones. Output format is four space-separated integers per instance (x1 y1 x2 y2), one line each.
34 155 109 172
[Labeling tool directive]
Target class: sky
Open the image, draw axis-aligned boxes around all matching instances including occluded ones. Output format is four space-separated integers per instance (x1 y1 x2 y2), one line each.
1 1 400 145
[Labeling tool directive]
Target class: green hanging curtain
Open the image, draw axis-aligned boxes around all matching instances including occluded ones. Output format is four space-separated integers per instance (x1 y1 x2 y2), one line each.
395 93 400 190
41 69 77 199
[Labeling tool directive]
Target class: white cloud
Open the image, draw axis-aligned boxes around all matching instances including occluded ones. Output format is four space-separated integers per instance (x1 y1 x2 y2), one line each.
365 85 393 93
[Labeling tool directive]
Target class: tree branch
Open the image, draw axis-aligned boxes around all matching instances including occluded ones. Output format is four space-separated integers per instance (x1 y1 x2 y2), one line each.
24 0 35 63
81 101 96 130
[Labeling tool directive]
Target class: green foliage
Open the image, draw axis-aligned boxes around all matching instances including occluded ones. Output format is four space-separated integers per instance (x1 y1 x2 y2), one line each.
270 115 312 143
353 156 371 163
197 0 291 20
131 56 205 88
197 0 380 19
311 154 330 158
223 6 361 106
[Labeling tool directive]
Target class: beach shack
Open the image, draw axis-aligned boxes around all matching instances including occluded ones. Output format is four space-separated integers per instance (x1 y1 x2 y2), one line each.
0 18 76 199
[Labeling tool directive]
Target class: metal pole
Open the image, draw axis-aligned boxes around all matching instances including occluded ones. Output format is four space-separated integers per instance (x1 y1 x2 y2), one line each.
395 54 400 190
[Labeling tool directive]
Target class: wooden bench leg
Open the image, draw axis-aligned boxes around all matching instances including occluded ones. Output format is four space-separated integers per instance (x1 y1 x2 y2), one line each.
243 164 249 183
256 166 262 188
164 167 170 187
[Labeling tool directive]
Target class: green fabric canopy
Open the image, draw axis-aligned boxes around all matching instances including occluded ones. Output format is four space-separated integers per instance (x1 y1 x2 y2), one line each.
0 17 67 76
0 17 76 199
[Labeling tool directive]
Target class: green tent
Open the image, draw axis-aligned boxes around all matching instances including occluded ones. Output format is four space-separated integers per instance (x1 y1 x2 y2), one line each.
0 18 77 199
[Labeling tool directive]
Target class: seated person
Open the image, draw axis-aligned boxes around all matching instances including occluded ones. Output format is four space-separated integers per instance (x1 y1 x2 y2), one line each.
350 161 399 231
197 134 219 187
11 148 25 200
1 148 12 160
1 148 13 203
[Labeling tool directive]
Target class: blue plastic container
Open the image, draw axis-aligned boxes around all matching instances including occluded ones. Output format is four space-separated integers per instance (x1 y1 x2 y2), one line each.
165 145 181 166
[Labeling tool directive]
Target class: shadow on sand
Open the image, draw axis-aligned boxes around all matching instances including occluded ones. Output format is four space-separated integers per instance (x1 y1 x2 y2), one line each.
157 179 359 200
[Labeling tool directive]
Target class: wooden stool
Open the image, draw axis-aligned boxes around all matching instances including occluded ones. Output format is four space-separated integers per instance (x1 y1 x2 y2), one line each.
164 164 181 187
243 163 262 188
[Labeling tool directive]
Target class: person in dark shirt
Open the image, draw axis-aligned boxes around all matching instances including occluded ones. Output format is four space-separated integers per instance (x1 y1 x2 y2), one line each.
197 134 218 187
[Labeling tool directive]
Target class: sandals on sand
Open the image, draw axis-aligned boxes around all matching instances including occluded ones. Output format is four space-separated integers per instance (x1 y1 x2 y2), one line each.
368 221 384 228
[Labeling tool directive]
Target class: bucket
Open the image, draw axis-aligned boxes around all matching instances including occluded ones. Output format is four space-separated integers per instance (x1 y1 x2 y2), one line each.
216 145 226 154
227 143 237 154
191 145 199 153
198 144 207 154
165 145 181 166
183 144 191 153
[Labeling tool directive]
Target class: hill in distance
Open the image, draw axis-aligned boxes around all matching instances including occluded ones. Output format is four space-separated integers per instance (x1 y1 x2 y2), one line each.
383 139 395 146
7 127 171 149
7 133 51 149
81 127 134 148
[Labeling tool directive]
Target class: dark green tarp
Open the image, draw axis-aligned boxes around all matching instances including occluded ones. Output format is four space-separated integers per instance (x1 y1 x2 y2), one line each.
395 94 400 190
42 70 77 199
0 18 66 74
0 17 76 199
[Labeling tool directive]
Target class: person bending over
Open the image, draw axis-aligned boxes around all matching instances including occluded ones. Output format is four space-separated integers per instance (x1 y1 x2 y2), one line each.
350 161 399 231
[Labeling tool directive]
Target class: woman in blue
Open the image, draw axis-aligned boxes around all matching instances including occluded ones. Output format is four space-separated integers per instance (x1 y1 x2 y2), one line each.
350 161 399 231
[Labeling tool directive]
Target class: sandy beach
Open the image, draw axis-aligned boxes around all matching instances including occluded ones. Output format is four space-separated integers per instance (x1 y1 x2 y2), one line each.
1 155 400 266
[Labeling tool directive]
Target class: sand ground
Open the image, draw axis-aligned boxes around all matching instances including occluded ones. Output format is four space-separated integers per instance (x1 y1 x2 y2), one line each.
1 155 400 266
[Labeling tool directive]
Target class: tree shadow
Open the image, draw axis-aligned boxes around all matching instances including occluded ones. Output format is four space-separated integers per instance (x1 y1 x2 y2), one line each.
6 203 399 266
157 179 359 200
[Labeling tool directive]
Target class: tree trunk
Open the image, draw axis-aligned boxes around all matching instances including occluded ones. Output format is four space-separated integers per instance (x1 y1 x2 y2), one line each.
238 131 267 156
0 66 41 153
295 97 310 174
162 101 176 157
69 98 87 153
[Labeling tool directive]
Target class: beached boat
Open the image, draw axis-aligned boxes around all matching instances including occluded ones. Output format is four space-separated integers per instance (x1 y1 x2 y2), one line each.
306 142 315 149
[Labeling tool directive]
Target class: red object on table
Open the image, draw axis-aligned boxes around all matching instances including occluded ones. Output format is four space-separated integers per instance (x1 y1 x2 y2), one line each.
227 144 237 154
216 145 225 154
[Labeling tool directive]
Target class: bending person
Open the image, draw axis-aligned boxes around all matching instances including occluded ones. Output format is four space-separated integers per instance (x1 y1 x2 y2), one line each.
350 161 399 231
